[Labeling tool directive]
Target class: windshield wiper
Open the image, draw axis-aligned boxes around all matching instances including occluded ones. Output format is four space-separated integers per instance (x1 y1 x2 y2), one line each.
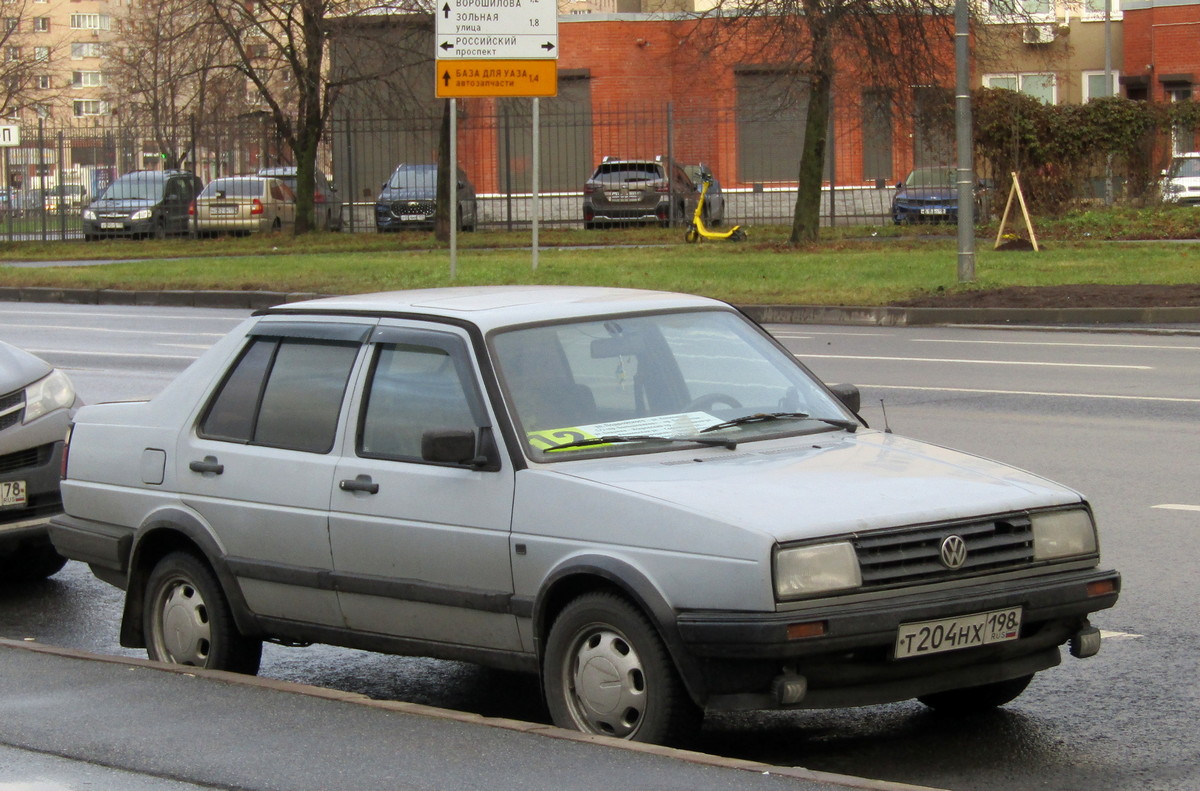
699 412 858 434
544 434 738 452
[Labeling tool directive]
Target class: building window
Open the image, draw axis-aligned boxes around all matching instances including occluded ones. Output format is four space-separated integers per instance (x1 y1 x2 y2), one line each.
985 0 1053 23
5 46 19 62
1079 0 1122 21
37 74 51 89
3 17 16 31
983 72 1057 104
34 46 49 61
73 99 109 117
72 70 104 87
70 13 110 30
34 16 50 32
1083 70 1120 101
70 42 103 58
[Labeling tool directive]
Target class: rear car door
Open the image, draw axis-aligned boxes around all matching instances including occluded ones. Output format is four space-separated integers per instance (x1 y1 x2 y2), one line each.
329 322 520 652
176 319 373 627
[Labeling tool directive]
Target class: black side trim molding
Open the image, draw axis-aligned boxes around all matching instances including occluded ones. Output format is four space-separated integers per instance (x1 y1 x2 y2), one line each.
226 556 517 615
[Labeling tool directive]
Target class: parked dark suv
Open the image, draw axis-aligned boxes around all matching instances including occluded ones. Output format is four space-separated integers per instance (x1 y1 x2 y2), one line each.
375 163 477 232
82 170 203 240
582 156 699 229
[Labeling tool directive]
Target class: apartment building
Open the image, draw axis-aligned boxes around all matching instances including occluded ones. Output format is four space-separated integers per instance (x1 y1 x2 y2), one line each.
4 0 122 124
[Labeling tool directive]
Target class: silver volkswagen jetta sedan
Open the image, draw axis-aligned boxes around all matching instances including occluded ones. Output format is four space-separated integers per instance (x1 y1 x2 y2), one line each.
49 286 1119 745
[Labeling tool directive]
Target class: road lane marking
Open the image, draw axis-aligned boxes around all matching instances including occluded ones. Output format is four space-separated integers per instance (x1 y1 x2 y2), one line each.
1101 631 1143 641
913 338 1200 351
799 353 1152 370
22 348 200 361
0 307 246 322
1153 504 1200 512
0 321 226 338
851 384 1200 404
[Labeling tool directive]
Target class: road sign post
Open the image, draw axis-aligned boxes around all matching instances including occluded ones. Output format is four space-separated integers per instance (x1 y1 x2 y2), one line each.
435 0 558 275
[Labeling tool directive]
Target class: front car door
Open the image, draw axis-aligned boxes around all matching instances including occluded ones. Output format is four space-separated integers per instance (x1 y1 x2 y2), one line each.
329 321 520 655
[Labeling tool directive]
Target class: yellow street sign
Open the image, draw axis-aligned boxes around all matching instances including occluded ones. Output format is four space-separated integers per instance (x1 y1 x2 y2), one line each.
436 59 558 98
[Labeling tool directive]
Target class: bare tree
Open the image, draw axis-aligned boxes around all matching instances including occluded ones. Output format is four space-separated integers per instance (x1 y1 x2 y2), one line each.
204 0 434 234
0 0 67 119
700 0 966 243
107 0 241 168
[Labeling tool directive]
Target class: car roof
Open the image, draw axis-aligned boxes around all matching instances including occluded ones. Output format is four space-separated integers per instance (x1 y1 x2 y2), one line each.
264 286 728 332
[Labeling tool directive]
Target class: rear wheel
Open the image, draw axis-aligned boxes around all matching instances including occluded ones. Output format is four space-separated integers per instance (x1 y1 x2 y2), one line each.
917 674 1034 713
0 542 67 584
143 551 262 674
543 592 700 746
730 228 747 241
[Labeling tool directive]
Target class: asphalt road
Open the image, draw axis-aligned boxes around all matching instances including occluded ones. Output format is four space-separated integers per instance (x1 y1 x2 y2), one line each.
1 302 1197 790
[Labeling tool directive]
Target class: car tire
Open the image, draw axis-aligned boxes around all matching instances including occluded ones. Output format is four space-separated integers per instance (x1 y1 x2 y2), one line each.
543 591 700 745
143 551 262 674
917 673 1034 714
0 542 67 584
153 219 167 240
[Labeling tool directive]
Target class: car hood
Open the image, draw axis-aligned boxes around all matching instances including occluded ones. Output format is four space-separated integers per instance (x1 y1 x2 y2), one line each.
0 341 52 390
540 430 1082 543
379 187 435 202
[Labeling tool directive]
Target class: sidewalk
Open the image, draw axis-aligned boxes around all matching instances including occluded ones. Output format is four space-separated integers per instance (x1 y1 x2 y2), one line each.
0 639 941 791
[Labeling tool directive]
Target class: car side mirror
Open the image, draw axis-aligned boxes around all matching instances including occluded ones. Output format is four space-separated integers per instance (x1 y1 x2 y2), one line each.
422 429 489 467
827 383 861 415
895 181 904 189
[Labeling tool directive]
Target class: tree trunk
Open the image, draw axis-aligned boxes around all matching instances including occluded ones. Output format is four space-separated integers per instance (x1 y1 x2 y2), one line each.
790 19 834 245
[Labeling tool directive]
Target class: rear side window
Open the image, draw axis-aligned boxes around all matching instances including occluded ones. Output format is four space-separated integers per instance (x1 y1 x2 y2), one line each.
200 337 360 453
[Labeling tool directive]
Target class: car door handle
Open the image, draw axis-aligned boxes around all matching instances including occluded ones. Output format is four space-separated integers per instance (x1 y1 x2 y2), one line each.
339 475 379 495
188 456 224 475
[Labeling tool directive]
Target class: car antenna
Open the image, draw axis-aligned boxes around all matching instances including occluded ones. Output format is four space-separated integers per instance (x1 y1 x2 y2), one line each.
880 399 893 434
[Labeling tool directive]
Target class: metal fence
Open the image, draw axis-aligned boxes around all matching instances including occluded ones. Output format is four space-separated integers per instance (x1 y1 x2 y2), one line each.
0 104 1134 242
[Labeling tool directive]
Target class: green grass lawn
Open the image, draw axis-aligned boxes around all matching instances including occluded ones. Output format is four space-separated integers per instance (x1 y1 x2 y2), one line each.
1 218 1197 306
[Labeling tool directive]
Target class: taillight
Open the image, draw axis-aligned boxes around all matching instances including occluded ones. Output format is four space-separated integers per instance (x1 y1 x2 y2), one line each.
583 184 597 194
188 201 195 216
251 198 264 215
314 191 326 203
61 424 73 479
655 183 669 193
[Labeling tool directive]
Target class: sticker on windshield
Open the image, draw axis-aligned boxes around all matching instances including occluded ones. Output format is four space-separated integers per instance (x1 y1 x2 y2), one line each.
528 412 720 452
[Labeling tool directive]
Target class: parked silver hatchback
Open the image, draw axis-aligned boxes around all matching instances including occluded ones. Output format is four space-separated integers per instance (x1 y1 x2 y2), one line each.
50 287 1119 745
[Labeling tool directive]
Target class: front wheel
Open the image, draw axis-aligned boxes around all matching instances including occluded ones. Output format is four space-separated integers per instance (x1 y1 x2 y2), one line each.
684 225 699 243
143 551 262 674
917 673 1033 713
543 592 700 745
730 227 747 242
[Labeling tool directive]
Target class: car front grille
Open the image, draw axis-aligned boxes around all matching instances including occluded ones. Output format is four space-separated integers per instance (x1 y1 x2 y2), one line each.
0 390 24 431
389 201 435 218
853 515 1035 588
0 446 43 474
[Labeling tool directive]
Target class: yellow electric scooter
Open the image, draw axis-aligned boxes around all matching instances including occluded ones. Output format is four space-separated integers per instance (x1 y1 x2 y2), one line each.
684 176 746 243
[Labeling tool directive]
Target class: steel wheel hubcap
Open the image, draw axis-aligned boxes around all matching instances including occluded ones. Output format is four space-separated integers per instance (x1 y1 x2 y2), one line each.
566 626 646 738
156 580 212 666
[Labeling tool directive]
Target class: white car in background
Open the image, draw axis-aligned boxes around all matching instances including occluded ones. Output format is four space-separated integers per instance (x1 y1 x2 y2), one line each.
1162 152 1200 206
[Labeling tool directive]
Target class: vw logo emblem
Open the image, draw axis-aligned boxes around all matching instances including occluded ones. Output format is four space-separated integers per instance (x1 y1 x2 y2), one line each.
939 535 968 570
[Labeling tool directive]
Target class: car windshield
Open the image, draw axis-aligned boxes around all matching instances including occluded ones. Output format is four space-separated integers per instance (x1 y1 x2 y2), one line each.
1169 157 1200 178
491 310 854 460
906 167 956 188
100 177 164 200
593 164 662 184
201 179 264 198
388 166 437 190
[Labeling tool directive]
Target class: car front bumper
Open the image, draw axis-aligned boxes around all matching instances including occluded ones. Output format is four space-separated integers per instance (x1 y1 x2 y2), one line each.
1 439 65 551
675 566 1120 710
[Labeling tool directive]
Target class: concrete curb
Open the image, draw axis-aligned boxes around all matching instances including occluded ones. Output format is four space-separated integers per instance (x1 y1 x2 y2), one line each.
1 638 944 791
3 286 1200 326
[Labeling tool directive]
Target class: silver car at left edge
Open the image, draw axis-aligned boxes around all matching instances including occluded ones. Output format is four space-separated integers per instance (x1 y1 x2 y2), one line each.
1 341 79 583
